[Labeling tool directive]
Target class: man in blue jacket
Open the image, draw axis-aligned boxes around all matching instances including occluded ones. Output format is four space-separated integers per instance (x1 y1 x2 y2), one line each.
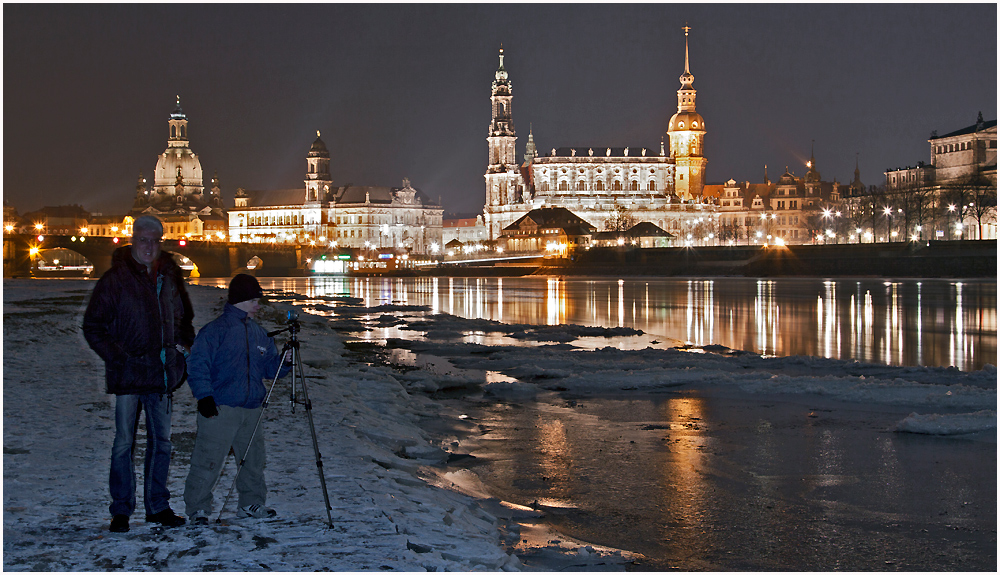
183 274 290 524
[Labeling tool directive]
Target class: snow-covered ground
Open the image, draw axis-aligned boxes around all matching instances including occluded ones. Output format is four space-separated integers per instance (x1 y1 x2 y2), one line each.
3 278 996 571
3 280 538 571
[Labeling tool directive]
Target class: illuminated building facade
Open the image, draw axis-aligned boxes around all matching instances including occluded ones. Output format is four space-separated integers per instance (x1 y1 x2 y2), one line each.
499 207 595 255
878 113 997 240
442 216 489 246
716 152 854 245
483 28 714 242
227 133 444 254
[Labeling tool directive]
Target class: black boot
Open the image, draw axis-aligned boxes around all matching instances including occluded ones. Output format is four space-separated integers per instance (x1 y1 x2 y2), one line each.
145 508 186 527
110 514 130 533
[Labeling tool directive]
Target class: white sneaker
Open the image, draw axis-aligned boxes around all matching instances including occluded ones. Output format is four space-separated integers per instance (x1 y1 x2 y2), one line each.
237 504 276 519
190 510 210 525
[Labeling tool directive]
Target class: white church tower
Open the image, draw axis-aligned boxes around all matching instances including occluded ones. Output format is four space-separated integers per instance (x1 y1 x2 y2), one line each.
305 130 331 205
483 47 525 239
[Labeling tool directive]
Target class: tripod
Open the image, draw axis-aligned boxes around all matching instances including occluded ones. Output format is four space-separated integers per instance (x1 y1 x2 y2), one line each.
217 311 334 527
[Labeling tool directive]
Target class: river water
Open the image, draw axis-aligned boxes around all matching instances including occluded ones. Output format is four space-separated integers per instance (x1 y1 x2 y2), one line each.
194 276 996 371
191 275 997 570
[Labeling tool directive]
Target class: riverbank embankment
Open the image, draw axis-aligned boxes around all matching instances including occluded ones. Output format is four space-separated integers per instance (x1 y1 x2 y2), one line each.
432 240 997 279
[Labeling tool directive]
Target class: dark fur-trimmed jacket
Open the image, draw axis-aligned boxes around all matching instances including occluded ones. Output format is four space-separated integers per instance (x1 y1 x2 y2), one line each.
83 246 195 395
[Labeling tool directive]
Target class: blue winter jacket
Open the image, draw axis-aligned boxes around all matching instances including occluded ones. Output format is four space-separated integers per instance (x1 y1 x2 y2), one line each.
187 303 290 409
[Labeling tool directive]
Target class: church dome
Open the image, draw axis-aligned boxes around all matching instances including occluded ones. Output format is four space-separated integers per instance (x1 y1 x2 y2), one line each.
154 147 204 193
308 132 329 158
668 111 705 132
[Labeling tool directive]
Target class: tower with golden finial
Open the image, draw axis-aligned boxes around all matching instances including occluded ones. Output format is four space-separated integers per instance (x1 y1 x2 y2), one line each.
666 24 707 201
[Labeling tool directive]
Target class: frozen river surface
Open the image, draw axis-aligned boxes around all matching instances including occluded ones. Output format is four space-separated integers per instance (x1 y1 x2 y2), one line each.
435 389 996 571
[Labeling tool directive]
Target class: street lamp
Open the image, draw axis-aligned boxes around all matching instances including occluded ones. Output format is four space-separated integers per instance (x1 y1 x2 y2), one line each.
882 206 894 242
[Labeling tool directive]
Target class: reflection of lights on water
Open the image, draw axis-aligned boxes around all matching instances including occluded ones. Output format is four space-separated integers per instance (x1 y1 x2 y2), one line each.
196 277 992 371
617 279 624 327
659 397 711 530
497 278 504 322
548 278 562 326
685 280 714 346
952 283 966 370
916 283 923 366
755 280 779 356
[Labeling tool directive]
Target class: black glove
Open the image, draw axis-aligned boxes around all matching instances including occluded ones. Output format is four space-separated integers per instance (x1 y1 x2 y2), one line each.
197 396 219 418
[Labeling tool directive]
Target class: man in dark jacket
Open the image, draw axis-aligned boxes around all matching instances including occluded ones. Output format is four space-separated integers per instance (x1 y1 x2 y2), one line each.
83 215 194 533
183 274 290 524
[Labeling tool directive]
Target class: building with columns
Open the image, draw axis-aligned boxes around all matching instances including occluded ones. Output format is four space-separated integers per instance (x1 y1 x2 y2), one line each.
483 27 714 242
131 97 227 240
227 132 444 254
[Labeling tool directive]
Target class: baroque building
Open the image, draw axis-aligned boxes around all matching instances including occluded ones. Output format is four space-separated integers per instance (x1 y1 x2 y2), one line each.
131 97 227 240
483 27 715 242
227 132 444 254
715 150 853 245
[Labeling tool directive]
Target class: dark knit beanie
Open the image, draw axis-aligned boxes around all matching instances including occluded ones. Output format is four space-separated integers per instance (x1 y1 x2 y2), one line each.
228 274 263 305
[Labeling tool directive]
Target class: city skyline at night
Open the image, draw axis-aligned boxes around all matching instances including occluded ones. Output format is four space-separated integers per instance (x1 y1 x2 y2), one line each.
4 4 997 217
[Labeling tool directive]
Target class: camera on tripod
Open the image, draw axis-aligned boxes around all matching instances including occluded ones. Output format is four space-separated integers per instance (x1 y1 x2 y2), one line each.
285 310 300 334
268 310 301 338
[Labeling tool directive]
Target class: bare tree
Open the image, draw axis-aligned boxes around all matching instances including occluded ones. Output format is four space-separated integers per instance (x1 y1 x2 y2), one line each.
802 208 826 244
718 219 745 244
939 181 973 239
604 202 636 232
894 181 935 240
960 175 997 240
845 185 886 242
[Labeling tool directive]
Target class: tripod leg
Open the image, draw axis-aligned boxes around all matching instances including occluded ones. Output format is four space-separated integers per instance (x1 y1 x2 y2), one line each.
215 342 288 524
294 350 335 528
290 341 298 414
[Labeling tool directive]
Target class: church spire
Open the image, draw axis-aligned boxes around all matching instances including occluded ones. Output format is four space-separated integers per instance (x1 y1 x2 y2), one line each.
806 140 820 182
679 23 695 89
524 123 536 164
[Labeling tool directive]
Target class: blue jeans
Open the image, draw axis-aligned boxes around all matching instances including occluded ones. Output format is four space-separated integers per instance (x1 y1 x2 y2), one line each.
110 393 173 518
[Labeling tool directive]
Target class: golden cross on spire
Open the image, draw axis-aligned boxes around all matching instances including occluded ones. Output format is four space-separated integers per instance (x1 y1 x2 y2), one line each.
682 23 692 74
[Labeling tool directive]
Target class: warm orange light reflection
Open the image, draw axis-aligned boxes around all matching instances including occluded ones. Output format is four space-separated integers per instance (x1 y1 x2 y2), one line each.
190 277 994 371
658 397 713 550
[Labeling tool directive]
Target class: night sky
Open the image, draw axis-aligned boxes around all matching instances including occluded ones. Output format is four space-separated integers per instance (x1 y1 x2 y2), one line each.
4 4 996 217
